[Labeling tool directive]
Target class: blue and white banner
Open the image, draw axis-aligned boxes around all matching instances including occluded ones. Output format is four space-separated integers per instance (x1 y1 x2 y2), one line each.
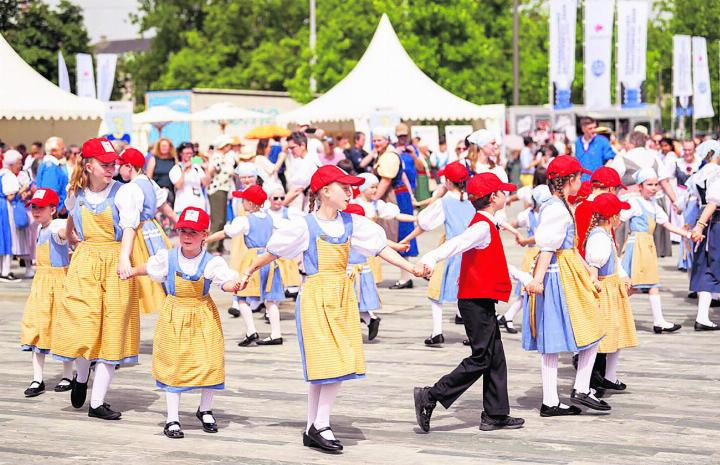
57 51 70 93
584 0 614 110
672 35 693 116
549 0 577 109
75 53 96 99
617 0 648 108
692 36 714 119
95 53 117 102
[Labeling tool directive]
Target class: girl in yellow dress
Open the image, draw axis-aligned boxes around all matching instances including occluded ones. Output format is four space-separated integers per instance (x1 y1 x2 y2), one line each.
238 165 426 453
20 188 73 397
130 207 241 439
51 137 140 421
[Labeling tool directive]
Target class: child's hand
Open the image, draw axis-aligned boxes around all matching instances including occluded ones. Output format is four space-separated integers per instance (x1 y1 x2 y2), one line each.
592 277 602 293
621 277 632 293
525 278 543 295
515 234 528 246
395 242 410 253
117 257 133 280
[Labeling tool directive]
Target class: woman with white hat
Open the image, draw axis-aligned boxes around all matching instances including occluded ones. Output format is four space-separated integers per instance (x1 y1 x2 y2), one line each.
0 149 23 281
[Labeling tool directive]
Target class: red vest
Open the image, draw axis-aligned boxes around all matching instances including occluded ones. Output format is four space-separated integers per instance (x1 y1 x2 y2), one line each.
457 213 512 302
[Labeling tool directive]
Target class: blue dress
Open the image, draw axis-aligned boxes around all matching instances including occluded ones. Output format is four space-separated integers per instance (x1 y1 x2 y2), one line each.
0 174 12 255
241 213 285 302
348 248 380 312
690 176 720 293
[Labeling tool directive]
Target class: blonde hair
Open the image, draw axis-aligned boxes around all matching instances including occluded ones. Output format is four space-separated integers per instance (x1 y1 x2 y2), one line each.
152 138 177 163
67 157 91 196
307 191 317 213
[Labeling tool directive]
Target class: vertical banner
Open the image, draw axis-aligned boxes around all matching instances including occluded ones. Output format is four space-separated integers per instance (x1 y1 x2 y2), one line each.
584 0 614 110
549 0 577 109
692 36 715 119
410 125 440 155
617 0 649 108
444 125 473 157
96 53 118 102
673 35 693 116
57 51 70 93
75 53 96 99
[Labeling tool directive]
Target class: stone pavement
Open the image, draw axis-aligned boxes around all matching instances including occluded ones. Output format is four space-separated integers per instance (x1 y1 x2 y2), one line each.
1 227 719 465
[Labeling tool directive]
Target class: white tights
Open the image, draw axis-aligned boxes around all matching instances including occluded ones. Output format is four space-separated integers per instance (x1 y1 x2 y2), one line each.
307 382 341 440
573 345 598 394
166 389 215 430
266 301 282 339
1 255 10 275
238 301 258 336
431 301 443 336
31 352 73 383
604 351 621 383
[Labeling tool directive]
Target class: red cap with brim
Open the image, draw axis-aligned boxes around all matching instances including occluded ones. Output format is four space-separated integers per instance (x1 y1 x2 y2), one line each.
176 207 210 231
437 161 470 183
467 172 517 198
310 165 364 193
547 155 591 179
29 188 60 207
231 185 267 206
590 166 626 189
81 137 119 163
592 193 631 218
343 203 366 216
118 147 146 168
569 180 593 204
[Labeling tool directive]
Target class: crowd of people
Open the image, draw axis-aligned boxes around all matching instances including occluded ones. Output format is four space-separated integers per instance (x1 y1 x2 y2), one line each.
3 117 720 454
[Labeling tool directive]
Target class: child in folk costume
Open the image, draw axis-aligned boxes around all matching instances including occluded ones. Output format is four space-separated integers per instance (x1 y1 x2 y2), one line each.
238 165 424 453
0 150 22 281
130 207 241 439
117 147 174 314
264 182 302 296
413 173 528 432
620 168 693 334
574 167 625 258
20 189 74 397
584 194 638 391
51 137 140 421
523 155 609 417
207 185 286 346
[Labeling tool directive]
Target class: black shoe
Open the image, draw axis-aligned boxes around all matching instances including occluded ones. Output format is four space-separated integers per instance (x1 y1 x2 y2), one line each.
368 317 381 341
0 273 19 282
88 403 122 420
390 280 413 289
238 332 259 347
228 307 240 317
264 313 270 323
570 389 611 411
163 421 184 439
54 378 72 392
454 314 464 325
256 336 283 345
413 386 436 433
196 409 218 433
285 289 299 299
251 302 266 314
479 411 525 431
424 334 444 346
711 299 720 308
688 291 698 299
539 403 582 417
24 380 45 397
694 321 720 331
71 375 88 408
462 338 470 346
653 323 681 334
596 378 627 391
498 316 519 334
303 425 343 453
678 267 687 272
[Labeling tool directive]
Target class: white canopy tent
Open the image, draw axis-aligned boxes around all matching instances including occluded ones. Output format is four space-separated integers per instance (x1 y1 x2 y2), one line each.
279 14 505 133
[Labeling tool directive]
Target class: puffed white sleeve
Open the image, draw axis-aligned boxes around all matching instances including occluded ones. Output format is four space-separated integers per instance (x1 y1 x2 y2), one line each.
49 219 68 245
584 232 612 269
654 201 669 225
168 165 182 185
1 172 19 195
146 249 170 283
266 216 310 258
223 216 250 238
508 264 532 286
534 203 572 252
516 209 530 229
375 199 401 220
707 178 720 205
421 221 491 270
204 256 239 288
417 198 444 230
620 197 641 222
115 182 143 229
350 214 388 257
152 179 168 207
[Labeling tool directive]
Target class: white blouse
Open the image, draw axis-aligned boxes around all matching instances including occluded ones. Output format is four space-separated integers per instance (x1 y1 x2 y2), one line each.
65 180 141 230
0 168 20 196
687 163 720 205
417 191 462 231
266 206 305 223
534 201 573 252
515 208 531 230
266 212 387 259
585 229 628 278
620 193 668 225
352 197 400 220
46 219 68 245
223 211 274 238
117 175 168 227
146 248 237 288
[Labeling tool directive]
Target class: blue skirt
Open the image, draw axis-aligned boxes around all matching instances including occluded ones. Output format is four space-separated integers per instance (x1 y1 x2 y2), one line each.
354 268 380 312
690 223 720 293
395 191 418 257
434 254 462 304
239 260 285 303
0 199 11 255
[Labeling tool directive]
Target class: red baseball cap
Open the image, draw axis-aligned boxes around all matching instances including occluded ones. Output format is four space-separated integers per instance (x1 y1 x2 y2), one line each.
547 155 591 179
590 166 625 189
81 137 118 163
592 193 631 218
176 207 210 231
117 147 146 168
231 185 267 206
437 161 470 183
569 180 593 204
467 172 517 198
310 165 364 193
343 203 366 216
29 188 60 207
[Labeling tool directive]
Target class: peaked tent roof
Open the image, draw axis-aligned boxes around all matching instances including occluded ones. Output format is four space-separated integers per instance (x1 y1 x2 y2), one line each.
279 14 504 124
0 33 105 120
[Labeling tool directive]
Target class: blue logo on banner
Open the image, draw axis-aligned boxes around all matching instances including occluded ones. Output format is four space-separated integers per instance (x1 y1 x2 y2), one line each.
591 60 605 77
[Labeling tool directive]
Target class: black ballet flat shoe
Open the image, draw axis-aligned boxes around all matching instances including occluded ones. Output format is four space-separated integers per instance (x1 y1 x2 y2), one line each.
303 425 343 453
88 403 122 420
597 378 627 391
454 314 464 325
694 321 720 331
256 336 283 345
540 403 582 417
368 316 381 341
479 411 525 431
653 323 681 334
251 302 266 314
390 279 413 290
688 291 698 299
413 386 436 433
263 313 270 323
163 421 184 439
238 332 259 347
570 389 611 411
24 380 45 398
498 316 519 334
424 334 444 346
227 307 241 318
54 378 73 392
70 375 88 409
711 299 720 308
196 409 218 433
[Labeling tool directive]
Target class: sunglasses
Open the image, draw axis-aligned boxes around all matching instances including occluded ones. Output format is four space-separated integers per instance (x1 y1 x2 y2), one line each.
272 196 285 201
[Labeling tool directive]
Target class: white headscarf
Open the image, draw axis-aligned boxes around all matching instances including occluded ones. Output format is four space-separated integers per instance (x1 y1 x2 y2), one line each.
358 172 379 192
633 167 658 185
263 182 285 196
372 127 393 140
235 162 258 177
531 184 552 205
2 149 22 168
467 129 495 147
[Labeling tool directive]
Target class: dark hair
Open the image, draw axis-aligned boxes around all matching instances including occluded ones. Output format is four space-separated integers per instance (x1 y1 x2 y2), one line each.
579 116 596 127
307 191 317 212
470 193 493 210
583 212 604 251
659 137 674 147
256 138 269 156
449 180 467 201
438 135 446 145
353 131 364 142
287 131 307 147
32 141 43 148
533 166 547 186
523 136 533 146
337 158 355 174
177 142 194 153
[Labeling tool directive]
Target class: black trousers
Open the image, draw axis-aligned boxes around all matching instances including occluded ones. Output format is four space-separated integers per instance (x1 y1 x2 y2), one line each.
429 298 510 416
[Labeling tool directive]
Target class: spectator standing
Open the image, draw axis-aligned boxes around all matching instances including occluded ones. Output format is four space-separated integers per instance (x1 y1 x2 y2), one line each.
267 137 286 188
146 138 178 206
206 135 237 255
519 136 535 187
345 131 370 173
1 150 33 278
65 144 80 178
429 136 453 178
169 142 210 215
575 117 616 180
22 141 43 175
284 132 320 211
35 137 69 213
0 150 22 281
319 137 345 166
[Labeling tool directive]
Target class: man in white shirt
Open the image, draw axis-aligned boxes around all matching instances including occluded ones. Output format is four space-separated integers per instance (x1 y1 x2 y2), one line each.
284 132 320 211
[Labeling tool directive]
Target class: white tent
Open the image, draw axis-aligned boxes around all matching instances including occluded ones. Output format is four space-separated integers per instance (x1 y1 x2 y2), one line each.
279 14 505 125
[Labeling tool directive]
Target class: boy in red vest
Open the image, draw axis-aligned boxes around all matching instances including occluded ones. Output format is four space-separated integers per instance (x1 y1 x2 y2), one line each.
413 173 530 432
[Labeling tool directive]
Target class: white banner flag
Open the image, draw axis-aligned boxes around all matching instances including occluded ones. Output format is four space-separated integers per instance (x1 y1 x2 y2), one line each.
549 0 577 108
57 51 70 93
672 35 693 98
584 0 614 110
96 53 117 102
692 36 715 119
617 0 648 106
75 53 96 99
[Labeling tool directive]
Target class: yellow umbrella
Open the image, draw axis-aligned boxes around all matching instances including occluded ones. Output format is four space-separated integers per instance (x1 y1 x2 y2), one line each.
244 124 291 139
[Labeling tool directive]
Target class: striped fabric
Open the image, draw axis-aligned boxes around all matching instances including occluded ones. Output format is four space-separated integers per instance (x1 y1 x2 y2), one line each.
426 258 446 302
278 257 302 287
556 249 604 348
623 232 660 286
368 255 383 284
598 273 638 353
131 219 171 314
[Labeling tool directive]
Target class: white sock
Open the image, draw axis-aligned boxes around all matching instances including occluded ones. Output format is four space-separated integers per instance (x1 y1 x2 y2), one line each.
306 384 321 433
62 361 73 380
166 392 181 429
266 301 282 339
75 358 91 383
32 352 45 383
605 351 620 383
541 354 560 407
90 362 114 409
288 286 300 293
199 389 215 423
1 255 10 275
573 345 598 394
231 296 240 309
504 299 522 324
649 294 670 327
314 382 341 440
360 312 372 325
697 291 714 326
400 268 412 283
431 301 443 337
239 301 257 336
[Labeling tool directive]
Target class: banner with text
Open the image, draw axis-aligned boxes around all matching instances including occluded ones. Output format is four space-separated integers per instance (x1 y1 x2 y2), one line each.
617 0 648 108
96 53 118 102
584 0 614 110
692 36 714 119
672 35 693 116
549 0 577 109
75 53 96 99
